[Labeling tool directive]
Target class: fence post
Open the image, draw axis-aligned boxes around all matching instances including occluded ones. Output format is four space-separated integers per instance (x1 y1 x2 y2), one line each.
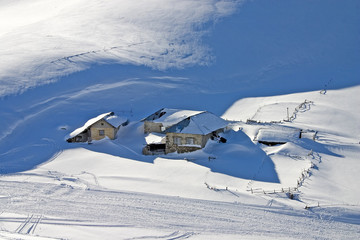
287 107 289 121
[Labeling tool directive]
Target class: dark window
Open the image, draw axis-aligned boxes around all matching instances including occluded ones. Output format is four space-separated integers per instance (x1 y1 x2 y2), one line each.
148 144 166 152
99 130 105 136
185 137 195 145
173 136 182 145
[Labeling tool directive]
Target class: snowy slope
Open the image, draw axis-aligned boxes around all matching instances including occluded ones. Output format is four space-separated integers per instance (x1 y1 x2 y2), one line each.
1 0 360 239
1 88 360 239
1 85 359 239
0 0 240 96
223 86 360 205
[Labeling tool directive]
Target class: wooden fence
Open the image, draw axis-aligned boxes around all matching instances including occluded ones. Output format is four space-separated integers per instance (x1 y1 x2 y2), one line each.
248 187 298 195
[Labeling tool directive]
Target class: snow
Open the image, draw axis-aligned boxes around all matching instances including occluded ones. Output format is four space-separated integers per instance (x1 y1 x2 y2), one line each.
174 111 229 135
255 127 300 143
2 182 358 240
105 115 128 128
179 144 202 148
145 133 165 144
223 86 360 205
1 0 360 239
150 108 204 128
0 0 241 97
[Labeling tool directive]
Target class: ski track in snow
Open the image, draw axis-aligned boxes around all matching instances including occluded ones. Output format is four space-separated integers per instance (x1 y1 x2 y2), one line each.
14 214 43 234
0 180 359 239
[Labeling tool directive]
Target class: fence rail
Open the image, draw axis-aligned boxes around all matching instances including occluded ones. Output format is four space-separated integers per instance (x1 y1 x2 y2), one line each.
248 187 298 195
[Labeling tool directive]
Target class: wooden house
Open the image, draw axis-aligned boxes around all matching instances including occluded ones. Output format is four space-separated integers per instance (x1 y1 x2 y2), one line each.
67 112 128 143
142 108 228 155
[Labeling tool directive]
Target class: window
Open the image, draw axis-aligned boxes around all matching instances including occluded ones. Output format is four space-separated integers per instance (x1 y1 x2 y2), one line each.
173 136 182 145
185 137 194 145
99 130 105 136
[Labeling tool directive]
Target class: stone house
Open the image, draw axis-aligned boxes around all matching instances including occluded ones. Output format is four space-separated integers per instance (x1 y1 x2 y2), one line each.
142 108 228 155
67 112 128 143
143 108 203 133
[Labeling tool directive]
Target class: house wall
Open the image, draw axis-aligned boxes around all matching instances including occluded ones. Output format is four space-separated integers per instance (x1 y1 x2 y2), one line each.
144 121 163 133
90 119 117 140
165 128 225 154
67 131 90 143
165 132 204 154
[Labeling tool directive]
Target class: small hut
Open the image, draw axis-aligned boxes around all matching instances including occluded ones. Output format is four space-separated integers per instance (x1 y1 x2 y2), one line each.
254 128 301 146
67 112 128 143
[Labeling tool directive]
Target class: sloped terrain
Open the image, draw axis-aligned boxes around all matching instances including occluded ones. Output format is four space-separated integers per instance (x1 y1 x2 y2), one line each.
1 0 360 239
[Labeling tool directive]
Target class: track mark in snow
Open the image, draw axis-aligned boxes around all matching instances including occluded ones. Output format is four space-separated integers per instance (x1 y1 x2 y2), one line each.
15 214 43 235
50 43 150 66
169 232 196 239
1 181 359 239
226 189 240 198
41 138 63 162
30 215 42 234
126 231 196 240
15 214 33 234
266 199 273 207
81 171 99 186
125 231 180 239
249 156 268 186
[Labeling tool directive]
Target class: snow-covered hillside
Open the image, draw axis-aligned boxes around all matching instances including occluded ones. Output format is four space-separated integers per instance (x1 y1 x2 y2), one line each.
1 0 360 239
0 0 240 96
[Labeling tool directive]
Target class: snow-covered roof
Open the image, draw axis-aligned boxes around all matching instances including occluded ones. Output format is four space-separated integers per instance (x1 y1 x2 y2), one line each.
69 112 127 138
105 115 127 128
256 128 300 143
145 133 166 144
167 111 228 135
143 108 228 135
69 112 112 138
146 108 204 128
